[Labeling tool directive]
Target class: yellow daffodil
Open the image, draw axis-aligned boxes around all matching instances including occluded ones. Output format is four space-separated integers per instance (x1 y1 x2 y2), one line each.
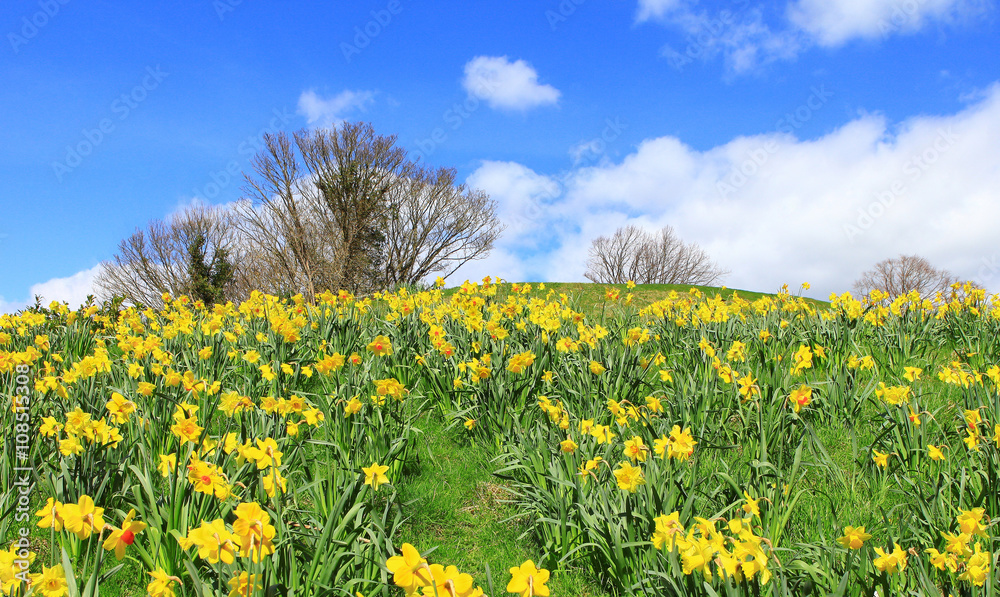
366 335 393 356
61 494 105 540
35 497 64 531
836 526 871 550
146 569 180 597
873 543 907 574
386 543 433 593
232 502 276 561
28 564 68 597
741 492 760 518
623 436 648 463
507 560 550 597
363 462 390 491
957 508 988 538
227 572 260 597
789 385 812 413
613 461 645 493
103 509 146 560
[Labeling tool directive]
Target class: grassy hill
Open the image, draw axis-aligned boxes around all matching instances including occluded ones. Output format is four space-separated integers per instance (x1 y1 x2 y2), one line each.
444 281 831 315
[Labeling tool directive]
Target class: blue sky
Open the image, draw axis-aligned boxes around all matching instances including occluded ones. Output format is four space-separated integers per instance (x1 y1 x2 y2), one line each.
2 0 1000 311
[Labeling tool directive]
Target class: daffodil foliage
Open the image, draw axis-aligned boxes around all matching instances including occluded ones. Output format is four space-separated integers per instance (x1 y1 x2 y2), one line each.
2 279 999 596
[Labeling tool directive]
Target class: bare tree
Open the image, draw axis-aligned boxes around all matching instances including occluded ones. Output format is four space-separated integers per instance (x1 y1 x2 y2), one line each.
584 225 727 285
299 123 413 292
584 225 648 284
239 122 501 296
238 124 414 296
381 165 504 287
235 132 343 301
95 203 242 308
853 254 958 300
635 227 727 285
101 122 503 305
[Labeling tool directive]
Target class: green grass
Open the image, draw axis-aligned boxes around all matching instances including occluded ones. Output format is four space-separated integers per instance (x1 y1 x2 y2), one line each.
396 410 611 596
442 281 830 317
393 281 833 595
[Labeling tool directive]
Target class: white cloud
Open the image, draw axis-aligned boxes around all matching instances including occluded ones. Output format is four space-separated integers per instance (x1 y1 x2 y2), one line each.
462 56 560 111
297 89 375 127
640 2 804 75
445 161 561 284
463 84 1000 298
466 161 559 237
167 195 209 220
0 297 27 315
444 246 529 287
638 0 990 74
787 0 979 46
31 265 104 310
635 0 685 22
1 265 104 314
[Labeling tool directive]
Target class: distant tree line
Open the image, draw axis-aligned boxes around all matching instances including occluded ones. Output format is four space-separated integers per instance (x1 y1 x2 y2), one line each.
96 122 504 307
583 228 974 301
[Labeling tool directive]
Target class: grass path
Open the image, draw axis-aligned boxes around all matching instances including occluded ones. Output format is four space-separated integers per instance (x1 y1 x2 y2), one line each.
396 410 610 597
